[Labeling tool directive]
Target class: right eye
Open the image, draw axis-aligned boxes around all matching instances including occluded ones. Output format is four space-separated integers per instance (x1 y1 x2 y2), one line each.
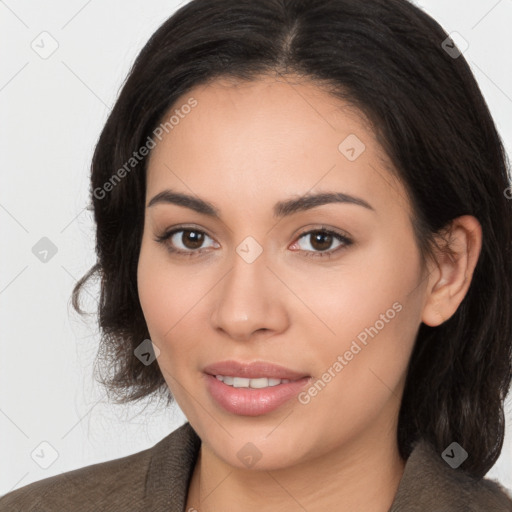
154 226 219 257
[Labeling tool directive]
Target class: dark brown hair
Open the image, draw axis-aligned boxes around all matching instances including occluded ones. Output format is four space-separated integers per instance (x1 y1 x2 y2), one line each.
72 0 512 478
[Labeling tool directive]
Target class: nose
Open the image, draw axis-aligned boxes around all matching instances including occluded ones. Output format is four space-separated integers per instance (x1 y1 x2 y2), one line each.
210 246 289 342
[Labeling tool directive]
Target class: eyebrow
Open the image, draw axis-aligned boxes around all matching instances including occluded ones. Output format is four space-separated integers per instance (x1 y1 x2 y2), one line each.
147 189 375 218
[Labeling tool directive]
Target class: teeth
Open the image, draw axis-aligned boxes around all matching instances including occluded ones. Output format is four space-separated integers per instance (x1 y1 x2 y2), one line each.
215 375 292 388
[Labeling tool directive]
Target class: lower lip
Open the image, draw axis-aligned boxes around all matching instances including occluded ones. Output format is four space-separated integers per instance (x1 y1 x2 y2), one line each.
204 373 311 416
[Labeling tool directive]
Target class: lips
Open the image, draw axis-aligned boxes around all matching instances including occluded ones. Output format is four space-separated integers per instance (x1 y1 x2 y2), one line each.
203 360 309 381
204 373 312 416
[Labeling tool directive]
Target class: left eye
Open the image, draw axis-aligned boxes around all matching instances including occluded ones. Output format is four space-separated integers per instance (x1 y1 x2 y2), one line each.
292 229 353 258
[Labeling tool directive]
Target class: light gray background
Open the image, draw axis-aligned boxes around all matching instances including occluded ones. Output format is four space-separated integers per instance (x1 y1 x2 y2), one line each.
1 0 511 497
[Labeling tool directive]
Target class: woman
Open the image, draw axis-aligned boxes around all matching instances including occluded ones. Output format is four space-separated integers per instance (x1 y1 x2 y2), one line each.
2 0 512 510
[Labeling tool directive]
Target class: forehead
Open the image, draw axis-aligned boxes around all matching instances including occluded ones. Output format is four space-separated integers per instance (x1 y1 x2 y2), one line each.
145 75 409 218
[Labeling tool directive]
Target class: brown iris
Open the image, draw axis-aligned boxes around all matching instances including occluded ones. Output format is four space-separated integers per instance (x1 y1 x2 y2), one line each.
309 231 334 251
180 229 205 249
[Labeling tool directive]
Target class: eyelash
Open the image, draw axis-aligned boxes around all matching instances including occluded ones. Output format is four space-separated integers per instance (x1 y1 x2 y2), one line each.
154 225 353 260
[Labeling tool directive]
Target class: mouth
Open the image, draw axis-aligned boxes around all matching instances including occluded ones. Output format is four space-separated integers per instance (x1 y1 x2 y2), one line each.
202 360 312 416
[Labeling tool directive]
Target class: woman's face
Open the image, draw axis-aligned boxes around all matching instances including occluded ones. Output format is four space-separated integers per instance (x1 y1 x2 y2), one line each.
137 75 431 470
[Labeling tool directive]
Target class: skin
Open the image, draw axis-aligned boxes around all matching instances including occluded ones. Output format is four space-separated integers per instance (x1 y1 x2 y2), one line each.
136 74 482 512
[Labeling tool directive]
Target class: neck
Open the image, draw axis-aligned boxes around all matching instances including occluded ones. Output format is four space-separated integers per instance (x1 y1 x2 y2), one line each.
186 427 406 512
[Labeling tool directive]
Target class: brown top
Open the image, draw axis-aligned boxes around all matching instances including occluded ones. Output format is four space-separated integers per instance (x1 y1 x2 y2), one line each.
1 421 511 511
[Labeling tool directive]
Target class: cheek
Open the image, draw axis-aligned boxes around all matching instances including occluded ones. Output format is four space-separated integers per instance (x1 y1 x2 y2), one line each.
137 242 166 332
137 237 184 345
136 236 207 369
304 229 421 343
137 243 195 403
138 234 185 324
297 299 420 444
308 238 423 416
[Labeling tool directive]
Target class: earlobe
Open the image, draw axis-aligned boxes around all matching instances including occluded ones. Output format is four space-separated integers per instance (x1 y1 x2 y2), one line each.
421 215 482 327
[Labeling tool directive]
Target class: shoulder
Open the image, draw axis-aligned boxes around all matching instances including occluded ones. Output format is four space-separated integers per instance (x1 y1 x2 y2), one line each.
391 439 512 511
0 422 201 512
0 443 153 512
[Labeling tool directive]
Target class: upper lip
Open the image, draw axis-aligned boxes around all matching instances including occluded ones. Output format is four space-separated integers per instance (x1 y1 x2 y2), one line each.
203 360 309 380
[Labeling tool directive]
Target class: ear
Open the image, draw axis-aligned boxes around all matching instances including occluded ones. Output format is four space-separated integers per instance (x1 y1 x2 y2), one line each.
421 215 482 327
